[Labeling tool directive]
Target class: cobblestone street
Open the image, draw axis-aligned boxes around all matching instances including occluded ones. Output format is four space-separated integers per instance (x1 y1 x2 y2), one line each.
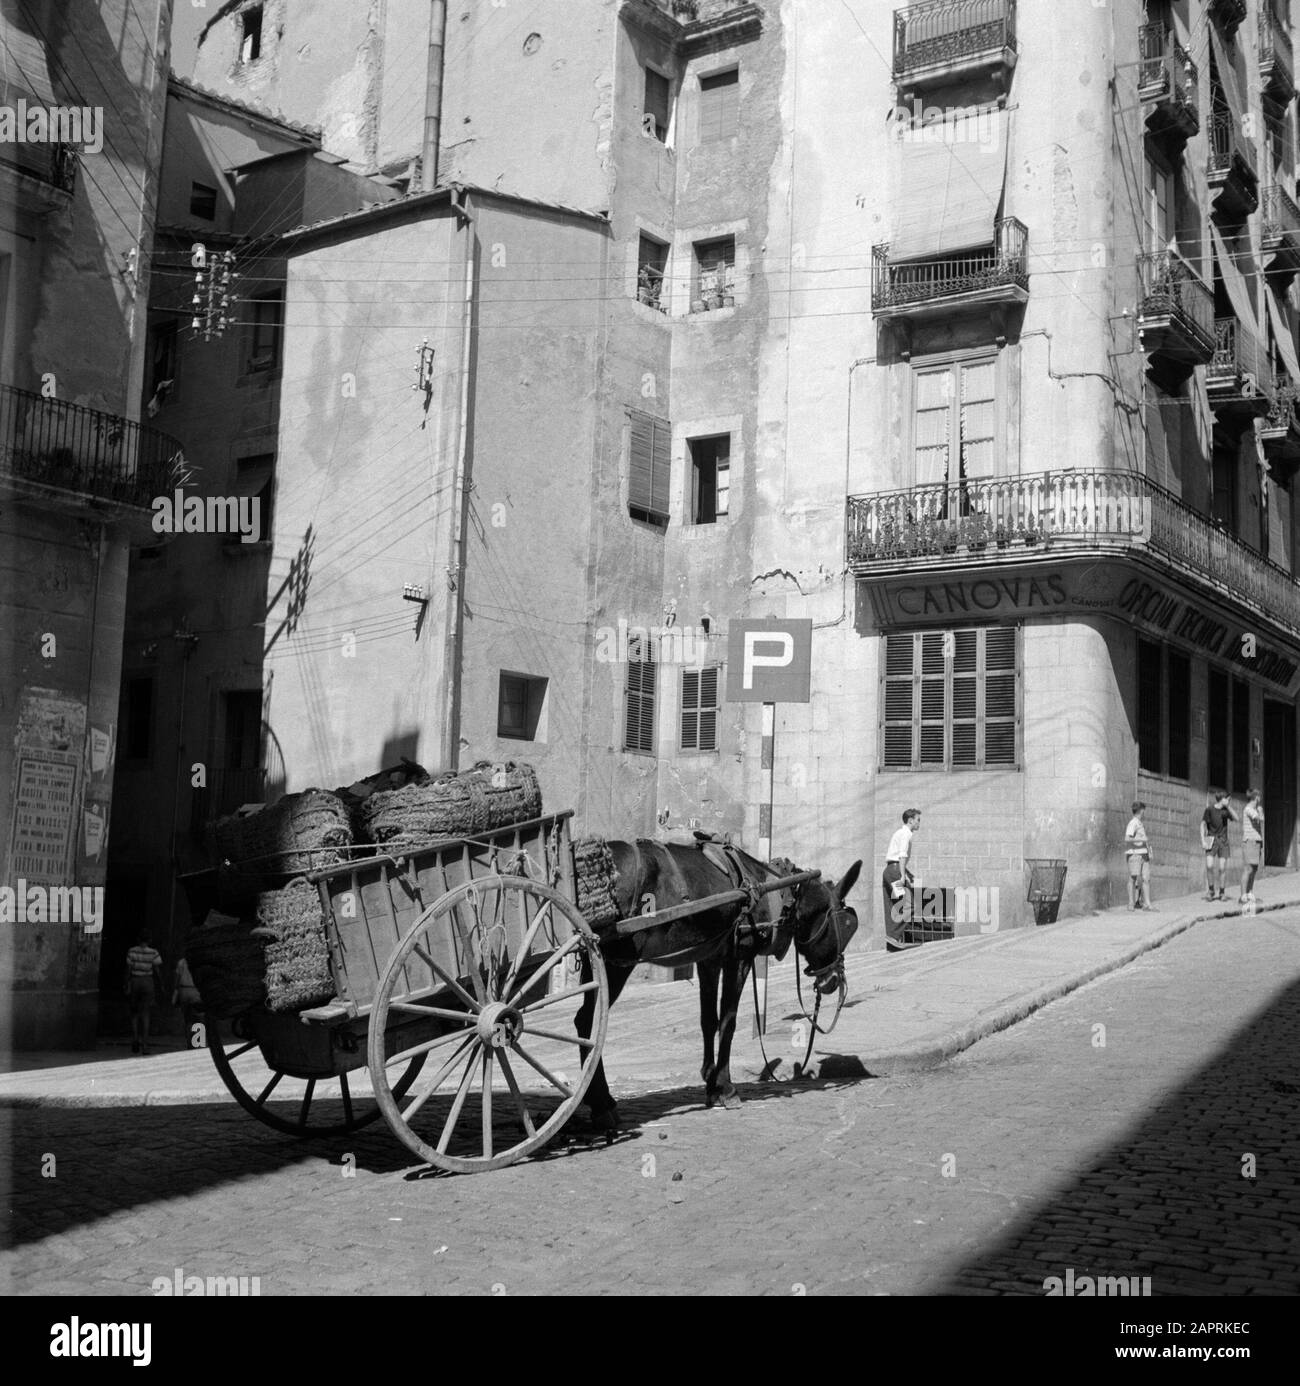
3 908 1298 1297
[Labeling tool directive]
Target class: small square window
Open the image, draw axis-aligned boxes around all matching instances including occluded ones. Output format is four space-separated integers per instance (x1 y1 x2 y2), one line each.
241 4 264 63
690 435 730 524
190 182 218 220
249 295 283 371
693 237 735 311
498 673 547 741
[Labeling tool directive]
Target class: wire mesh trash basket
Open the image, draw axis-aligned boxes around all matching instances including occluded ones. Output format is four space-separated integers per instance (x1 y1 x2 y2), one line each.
1025 858 1067 925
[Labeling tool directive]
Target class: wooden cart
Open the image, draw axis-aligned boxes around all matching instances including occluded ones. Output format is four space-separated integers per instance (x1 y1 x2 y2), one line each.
181 811 610 1173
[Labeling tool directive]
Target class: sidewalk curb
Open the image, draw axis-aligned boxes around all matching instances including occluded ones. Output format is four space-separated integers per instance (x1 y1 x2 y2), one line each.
850 897 1297 1076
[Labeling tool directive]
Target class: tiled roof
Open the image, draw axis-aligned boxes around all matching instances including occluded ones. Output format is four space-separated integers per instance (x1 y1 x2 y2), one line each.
167 74 322 144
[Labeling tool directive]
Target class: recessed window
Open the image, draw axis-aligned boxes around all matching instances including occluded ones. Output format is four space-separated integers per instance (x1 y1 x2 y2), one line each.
882 627 1019 771
681 666 720 752
240 4 264 63
644 67 671 142
689 435 730 524
1167 650 1190 780
225 453 274 546
497 673 547 741
148 320 177 395
637 233 668 312
190 182 218 220
624 635 657 754
699 68 739 143
693 236 735 311
628 410 671 526
1137 638 1163 773
222 690 263 770
249 294 283 371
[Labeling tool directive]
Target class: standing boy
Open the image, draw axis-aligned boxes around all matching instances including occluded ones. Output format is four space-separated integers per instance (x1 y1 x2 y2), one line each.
1240 789 1264 905
124 929 164 1054
881 808 922 952
1125 800 1153 910
1201 792 1237 901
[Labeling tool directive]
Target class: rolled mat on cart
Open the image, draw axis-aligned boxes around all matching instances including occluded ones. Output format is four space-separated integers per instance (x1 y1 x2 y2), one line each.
186 879 336 1017
573 837 621 929
209 788 353 873
358 761 541 849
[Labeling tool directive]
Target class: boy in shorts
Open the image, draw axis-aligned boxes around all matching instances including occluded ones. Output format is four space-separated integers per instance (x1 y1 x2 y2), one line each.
124 929 164 1054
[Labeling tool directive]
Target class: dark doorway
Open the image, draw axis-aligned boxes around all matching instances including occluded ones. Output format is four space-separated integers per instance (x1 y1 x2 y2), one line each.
97 870 151 1035
1263 699 1296 866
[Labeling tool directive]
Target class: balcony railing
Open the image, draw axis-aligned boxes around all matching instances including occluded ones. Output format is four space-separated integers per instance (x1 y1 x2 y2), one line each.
1207 111 1259 220
1208 318 1272 406
1136 250 1216 356
872 216 1028 312
846 468 1300 636
1138 23 1199 139
1211 0 1248 38
892 0 1016 82
0 140 79 198
1260 1 1295 90
0 383 186 511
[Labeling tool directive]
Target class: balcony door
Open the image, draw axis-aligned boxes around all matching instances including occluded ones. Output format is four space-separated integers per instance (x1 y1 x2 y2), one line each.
1144 151 1174 258
913 358 996 518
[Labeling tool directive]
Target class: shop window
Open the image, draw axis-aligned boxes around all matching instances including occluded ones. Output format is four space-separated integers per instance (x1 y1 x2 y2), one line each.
1209 667 1230 788
636 233 668 312
699 68 739 143
1167 650 1190 779
689 435 730 524
121 676 154 762
624 634 657 754
643 68 672 142
881 625 1019 771
1137 639 1163 773
497 673 547 741
190 181 217 221
628 410 671 525
681 666 720 752
1232 677 1250 791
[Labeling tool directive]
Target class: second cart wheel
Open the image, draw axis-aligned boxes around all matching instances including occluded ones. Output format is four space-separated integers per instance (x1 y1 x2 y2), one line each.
367 875 609 1173
207 1015 425 1137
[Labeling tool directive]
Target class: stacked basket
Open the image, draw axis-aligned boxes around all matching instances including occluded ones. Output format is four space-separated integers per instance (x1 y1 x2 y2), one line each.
573 837 621 930
359 762 541 850
210 788 353 874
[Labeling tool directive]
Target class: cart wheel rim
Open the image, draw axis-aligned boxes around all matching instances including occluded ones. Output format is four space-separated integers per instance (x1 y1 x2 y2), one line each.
207 1016 425 1137
367 874 609 1173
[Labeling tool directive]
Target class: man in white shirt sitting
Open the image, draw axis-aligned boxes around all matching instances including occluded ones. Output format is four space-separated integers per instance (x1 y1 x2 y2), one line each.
881 808 923 952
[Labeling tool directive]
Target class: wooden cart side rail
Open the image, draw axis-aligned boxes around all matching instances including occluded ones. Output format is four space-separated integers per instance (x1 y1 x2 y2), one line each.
304 810 576 884
611 868 821 937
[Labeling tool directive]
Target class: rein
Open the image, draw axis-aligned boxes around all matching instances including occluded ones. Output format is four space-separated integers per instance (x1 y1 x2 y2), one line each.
771 877 852 1073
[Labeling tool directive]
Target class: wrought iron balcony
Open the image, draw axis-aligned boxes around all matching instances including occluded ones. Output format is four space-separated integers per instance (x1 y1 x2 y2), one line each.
1262 183 1300 268
872 217 1028 323
1211 0 1248 40
1261 378 1300 471
1207 319 1273 414
1207 110 1260 221
892 0 1017 95
0 383 186 512
0 140 79 211
1138 23 1199 145
846 468 1300 637
1136 251 1216 364
1260 2 1296 102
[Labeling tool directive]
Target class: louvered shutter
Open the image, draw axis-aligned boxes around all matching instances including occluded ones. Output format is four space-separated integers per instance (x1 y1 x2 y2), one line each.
919 632 947 765
625 636 657 753
681 668 700 750
651 418 671 518
882 634 914 767
699 69 739 143
952 630 978 767
982 626 1017 766
698 666 718 751
629 413 654 513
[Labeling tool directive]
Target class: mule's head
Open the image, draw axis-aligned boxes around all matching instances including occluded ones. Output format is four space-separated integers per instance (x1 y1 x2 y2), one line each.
771 858 862 996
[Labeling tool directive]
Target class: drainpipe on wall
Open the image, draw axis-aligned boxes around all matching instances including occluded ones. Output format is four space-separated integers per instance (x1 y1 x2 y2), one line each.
421 0 447 192
441 187 475 770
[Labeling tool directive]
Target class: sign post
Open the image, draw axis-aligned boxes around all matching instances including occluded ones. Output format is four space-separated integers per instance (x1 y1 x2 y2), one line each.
726 619 813 1038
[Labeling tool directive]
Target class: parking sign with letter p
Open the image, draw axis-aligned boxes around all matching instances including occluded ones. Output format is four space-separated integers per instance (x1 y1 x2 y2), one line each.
726 619 813 702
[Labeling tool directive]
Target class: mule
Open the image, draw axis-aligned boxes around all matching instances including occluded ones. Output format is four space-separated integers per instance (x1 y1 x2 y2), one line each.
573 840 862 1129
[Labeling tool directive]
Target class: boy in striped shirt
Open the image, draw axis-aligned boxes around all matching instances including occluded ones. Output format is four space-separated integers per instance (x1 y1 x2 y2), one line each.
123 929 163 1054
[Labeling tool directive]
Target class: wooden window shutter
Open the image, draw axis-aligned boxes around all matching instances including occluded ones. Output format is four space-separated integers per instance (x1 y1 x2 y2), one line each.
918 632 946 766
625 636 657 753
700 69 739 142
629 412 654 513
882 633 915 768
981 626 1017 766
651 418 671 518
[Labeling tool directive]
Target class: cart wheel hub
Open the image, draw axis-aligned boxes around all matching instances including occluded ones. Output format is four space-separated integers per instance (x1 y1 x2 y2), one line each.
477 1001 523 1049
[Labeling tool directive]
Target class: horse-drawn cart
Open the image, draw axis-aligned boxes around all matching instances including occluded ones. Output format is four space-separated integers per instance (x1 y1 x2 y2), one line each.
181 808 837 1174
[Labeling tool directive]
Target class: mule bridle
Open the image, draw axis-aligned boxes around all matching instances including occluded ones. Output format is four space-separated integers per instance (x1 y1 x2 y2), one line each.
770 878 855 1072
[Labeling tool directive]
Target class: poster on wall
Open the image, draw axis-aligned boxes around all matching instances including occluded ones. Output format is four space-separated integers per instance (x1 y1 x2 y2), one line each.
8 688 86 887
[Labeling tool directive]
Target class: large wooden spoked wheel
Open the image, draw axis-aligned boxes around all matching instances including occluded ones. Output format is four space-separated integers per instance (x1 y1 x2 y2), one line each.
207 1016 426 1137
367 875 609 1174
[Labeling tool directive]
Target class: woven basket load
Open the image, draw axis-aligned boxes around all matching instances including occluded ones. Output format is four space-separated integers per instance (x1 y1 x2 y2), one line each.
188 918 266 1019
252 878 336 1013
574 837 621 930
210 788 353 873
359 761 541 849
